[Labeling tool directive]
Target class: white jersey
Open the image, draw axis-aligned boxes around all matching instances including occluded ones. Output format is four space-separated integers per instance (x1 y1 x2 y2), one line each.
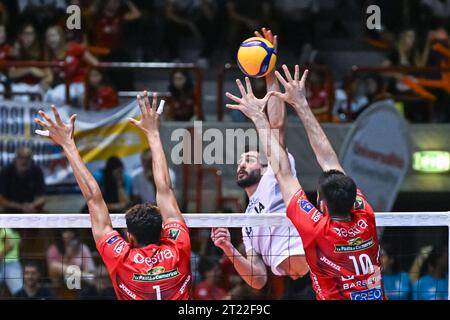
242 153 305 276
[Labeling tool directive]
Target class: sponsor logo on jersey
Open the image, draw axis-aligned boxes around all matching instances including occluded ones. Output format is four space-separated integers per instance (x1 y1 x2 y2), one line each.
133 249 175 267
148 266 165 275
334 238 374 253
354 196 365 210
168 228 180 240
133 268 180 282
350 287 383 300
300 200 314 214
106 235 120 246
311 210 323 223
334 219 369 238
114 240 126 254
179 275 191 294
119 282 136 299
319 256 341 271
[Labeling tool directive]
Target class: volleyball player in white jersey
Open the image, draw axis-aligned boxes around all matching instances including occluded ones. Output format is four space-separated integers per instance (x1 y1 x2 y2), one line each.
211 28 309 290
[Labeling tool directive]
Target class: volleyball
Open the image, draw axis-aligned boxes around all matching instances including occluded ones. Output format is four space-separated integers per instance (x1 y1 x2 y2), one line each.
237 37 277 78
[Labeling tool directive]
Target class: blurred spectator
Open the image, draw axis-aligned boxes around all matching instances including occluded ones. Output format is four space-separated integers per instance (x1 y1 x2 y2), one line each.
422 0 450 28
77 265 116 299
226 0 272 57
381 245 412 300
13 260 55 300
411 246 448 300
306 71 331 115
93 156 133 213
132 148 176 204
0 23 12 92
165 0 219 63
93 0 141 90
274 0 319 57
93 0 141 51
87 68 119 110
17 0 66 34
0 228 23 295
46 229 96 293
66 0 96 44
43 25 99 107
166 69 196 121
9 23 52 102
0 147 46 213
383 28 432 122
194 257 227 300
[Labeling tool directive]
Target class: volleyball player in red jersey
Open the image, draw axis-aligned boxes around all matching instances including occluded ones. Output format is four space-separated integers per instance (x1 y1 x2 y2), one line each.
225 66 385 300
34 92 191 300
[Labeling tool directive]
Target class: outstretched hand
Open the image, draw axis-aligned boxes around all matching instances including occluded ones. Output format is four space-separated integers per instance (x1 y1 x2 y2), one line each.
129 91 161 136
34 105 77 148
273 65 309 108
225 77 272 121
254 27 277 51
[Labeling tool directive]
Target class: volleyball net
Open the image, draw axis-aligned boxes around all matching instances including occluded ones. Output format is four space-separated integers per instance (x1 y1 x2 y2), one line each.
0 212 449 300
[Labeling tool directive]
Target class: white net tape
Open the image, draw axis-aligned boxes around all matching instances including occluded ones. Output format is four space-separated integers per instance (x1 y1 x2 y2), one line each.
0 212 449 228
1 212 449 299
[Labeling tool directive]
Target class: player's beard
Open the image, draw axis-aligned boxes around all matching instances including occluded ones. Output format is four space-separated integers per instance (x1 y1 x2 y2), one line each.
236 169 262 188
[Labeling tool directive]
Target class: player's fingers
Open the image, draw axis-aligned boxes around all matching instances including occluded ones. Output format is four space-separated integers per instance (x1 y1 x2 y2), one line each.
294 65 300 83
274 70 289 88
254 31 263 38
225 104 242 110
273 35 278 50
38 110 55 127
245 77 253 95
226 92 242 104
128 117 140 128
143 90 152 112
69 114 77 139
235 78 247 97
34 118 49 129
136 95 146 116
300 69 309 87
152 92 158 112
282 64 294 82
51 105 63 125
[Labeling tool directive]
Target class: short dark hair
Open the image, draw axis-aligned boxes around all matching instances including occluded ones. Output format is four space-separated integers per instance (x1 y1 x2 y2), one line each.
125 203 163 245
317 170 357 216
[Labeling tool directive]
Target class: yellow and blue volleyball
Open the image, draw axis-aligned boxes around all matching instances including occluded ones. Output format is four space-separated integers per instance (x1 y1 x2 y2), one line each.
237 37 277 78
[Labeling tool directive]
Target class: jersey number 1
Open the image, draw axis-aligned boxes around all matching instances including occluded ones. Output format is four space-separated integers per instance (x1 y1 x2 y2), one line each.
153 285 161 300
349 254 374 275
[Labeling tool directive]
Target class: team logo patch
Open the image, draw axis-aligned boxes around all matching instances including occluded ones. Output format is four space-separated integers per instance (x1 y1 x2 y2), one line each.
106 235 119 246
133 268 180 282
148 266 165 275
354 196 364 210
350 287 383 300
168 228 180 240
335 238 374 253
300 200 314 214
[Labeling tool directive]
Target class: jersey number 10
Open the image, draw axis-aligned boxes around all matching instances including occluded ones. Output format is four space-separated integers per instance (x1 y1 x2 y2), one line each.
349 254 374 275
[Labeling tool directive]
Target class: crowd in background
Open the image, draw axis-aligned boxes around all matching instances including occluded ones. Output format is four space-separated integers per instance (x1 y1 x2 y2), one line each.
0 1 448 121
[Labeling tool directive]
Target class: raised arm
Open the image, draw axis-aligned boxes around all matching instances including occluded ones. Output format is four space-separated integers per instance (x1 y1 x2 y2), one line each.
274 65 344 173
254 28 286 148
129 91 184 223
34 106 112 242
226 78 301 205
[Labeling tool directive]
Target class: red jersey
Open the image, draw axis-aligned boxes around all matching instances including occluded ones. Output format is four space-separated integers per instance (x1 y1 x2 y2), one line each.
96 219 192 300
94 15 123 50
287 188 385 300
